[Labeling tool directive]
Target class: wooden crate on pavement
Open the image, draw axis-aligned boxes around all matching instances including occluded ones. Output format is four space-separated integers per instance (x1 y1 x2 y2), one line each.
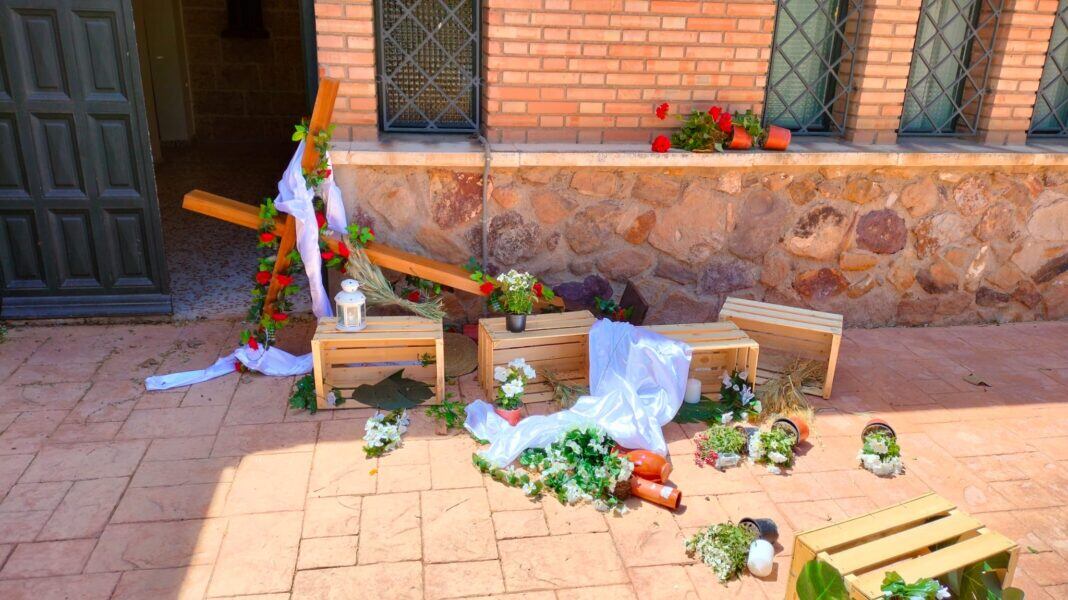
718 296 843 399
311 316 444 410
786 493 1018 600
646 321 759 395
478 311 595 404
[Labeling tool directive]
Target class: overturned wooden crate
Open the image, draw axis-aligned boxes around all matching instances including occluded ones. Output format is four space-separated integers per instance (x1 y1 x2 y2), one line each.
478 311 595 404
786 493 1018 600
718 296 842 399
311 316 444 409
646 321 759 395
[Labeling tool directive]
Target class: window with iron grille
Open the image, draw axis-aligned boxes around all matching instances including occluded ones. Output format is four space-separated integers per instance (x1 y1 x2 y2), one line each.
764 0 864 136
374 0 480 133
899 0 1002 136
1030 0 1068 136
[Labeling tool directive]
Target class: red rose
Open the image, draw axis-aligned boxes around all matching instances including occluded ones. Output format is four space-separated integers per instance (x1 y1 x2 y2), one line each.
479 281 494 295
655 102 669 120
717 113 733 133
255 271 271 285
271 312 288 322
321 250 334 261
337 243 350 258
248 337 259 351
533 282 543 297
315 212 326 229
708 106 722 120
259 232 275 243
407 291 421 302
276 274 293 287
651 135 671 153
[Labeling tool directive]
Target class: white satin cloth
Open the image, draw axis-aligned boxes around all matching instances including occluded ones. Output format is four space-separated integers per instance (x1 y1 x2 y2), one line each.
145 141 346 391
465 319 693 467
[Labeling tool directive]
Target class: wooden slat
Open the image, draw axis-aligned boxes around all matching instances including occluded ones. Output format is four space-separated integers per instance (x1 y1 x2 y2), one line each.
722 296 843 331
828 512 983 575
798 493 954 553
182 190 269 231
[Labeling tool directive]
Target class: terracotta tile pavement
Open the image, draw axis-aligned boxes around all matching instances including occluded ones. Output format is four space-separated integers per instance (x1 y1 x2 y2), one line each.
0 319 1065 599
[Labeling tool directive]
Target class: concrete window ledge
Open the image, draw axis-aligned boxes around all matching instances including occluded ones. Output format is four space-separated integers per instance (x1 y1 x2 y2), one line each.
332 138 1068 169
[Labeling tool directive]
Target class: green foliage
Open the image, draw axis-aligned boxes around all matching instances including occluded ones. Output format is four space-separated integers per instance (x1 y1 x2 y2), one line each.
881 572 944 600
670 110 728 151
702 424 747 455
948 554 1025 600
862 430 900 459
426 394 465 431
673 397 721 424
288 374 319 413
685 522 757 582
592 295 634 322
718 371 761 424
346 223 375 248
751 426 797 469
795 559 849 600
351 369 434 410
517 425 632 511
732 109 765 141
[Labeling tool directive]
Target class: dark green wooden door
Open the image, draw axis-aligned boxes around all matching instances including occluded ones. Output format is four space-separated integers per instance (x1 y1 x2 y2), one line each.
0 0 170 317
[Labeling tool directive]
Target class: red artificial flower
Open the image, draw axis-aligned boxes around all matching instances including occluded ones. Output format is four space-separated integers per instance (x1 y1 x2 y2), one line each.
479 281 495 295
655 102 670 120
533 282 543 297
248 337 259 351
717 113 733 133
259 232 275 244
233 359 244 373
708 106 722 121
271 312 288 322
323 169 332 178
276 274 294 287
367 227 375 238
255 270 271 285
321 250 335 261
407 291 421 302
651 135 671 153
315 212 326 229
337 243 350 258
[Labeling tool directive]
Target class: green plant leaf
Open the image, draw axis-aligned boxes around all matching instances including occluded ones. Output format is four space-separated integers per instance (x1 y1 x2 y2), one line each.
795 559 848 600
351 369 434 410
1002 587 1025 600
673 397 724 424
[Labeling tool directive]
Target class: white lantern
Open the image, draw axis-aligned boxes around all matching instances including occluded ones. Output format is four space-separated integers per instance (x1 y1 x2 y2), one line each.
335 279 367 331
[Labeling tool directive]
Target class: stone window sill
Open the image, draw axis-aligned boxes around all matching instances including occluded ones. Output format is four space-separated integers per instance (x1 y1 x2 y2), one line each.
331 137 1068 168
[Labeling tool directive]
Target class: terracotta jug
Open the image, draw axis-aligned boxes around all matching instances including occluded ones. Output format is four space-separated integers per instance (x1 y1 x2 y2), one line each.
629 476 682 510
625 450 672 483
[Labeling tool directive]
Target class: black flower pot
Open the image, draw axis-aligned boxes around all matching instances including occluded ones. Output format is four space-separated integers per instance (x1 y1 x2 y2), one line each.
740 517 779 543
506 314 527 333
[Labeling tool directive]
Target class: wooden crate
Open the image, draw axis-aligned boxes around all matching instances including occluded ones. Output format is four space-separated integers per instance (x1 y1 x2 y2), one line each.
646 321 759 395
718 296 843 399
786 493 1018 600
478 311 595 404
311 316 444 410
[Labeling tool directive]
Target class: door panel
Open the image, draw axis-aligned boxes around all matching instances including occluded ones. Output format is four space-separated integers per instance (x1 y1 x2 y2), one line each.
0 0 170 317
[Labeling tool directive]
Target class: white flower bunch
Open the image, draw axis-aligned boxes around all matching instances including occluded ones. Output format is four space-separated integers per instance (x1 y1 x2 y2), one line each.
718 370 761 424
516 425 633 513
684 523 756 582
497 269 536 289
495 358 535 410
748 426 796 474
363 408 409 457
858 430 903 477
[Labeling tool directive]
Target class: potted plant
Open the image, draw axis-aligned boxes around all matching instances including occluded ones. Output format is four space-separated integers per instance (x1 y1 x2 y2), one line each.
862 417 896 439
763 123 792 151
685 522 758 582
749 426 797 474
493 358 535 425
858 429 903 477
496 269 554 333
728 109 763 150
694 423 748 470
667 105 733 152
717 370 761 424
772 415 810 444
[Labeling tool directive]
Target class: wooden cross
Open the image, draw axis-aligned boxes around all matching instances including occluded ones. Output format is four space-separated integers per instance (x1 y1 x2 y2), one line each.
182 77 562 314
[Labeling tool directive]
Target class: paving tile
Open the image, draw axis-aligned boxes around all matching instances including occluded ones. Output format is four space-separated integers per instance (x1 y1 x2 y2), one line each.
224 452 311 514
48 421 122 443
686 562 770 599
778 499 849 533
376 462 432 493
716 492 795 556
133 391 185 410
181 374 239 408
498 533 628 591
0 538 97 579
207 511 302 597
0 481 71 513
38 477 128 541
20 440 147 482
422 487 498 563
131 456 241 487
64 380 141 423
145 435 217 461
424 560 505 600
430 435 485 489
112 482 231 522
85 518 227 572
296 535 359 570
0 510 50 543
541 496 608 535
555 585 638 600
118 406 227 439
0 383 90 413
302 495 361 538
629 564 699 599
0 572 120 600
493 509 549 539
112 565 213 600
1020 550 1068 586
358 492 421 564
673 494 731 530
3 410 67 439
211 422 319 457
292 561 422 600
485 476 539 511
0 454 32 496
223 375 291 426
607 499 691 567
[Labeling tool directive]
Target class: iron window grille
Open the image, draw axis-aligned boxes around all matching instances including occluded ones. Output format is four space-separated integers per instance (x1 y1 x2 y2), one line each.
1030 0 1068 136
764 0 864 136
899 0 1002 136
374 0 480 133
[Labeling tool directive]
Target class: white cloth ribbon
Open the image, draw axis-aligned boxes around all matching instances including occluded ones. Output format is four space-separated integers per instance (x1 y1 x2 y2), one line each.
145 140 346 391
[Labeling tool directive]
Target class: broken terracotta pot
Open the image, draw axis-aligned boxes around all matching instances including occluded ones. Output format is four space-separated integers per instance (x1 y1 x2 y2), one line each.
625 450 672 484
862 418 896 440
629 476 681 510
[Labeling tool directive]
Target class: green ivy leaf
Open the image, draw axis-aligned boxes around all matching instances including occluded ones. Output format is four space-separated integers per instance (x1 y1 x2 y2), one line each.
351 369 434 411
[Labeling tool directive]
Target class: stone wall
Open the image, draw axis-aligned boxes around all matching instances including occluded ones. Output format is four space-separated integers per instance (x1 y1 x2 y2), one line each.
335 164 1068 327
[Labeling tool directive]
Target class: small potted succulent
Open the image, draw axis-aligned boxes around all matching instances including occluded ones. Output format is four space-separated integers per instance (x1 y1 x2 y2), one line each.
694 423 748 470
493 358 535 426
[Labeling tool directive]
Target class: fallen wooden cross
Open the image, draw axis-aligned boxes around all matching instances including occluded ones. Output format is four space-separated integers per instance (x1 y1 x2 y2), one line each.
182 76 562 314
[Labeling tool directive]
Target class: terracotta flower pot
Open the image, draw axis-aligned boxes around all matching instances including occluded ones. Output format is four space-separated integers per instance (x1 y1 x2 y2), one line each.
773 416 809 445
495 407 523 426
727 127 753 150
862 418 896 440
629 476 682 510
739 517 779 543
762 125 791 151
625 450 672 484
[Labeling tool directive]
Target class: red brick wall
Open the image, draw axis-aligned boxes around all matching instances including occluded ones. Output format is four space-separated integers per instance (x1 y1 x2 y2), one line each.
314 0 378 140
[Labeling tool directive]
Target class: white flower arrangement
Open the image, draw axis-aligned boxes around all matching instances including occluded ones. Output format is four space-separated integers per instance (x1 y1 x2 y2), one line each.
717 370 761 424
495 358 535 410
858 430 903 477
363 408 409 457
748 426 796 474
684 522 757 582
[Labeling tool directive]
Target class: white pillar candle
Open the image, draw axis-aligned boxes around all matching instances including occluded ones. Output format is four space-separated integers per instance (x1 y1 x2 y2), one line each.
684 378 702 404
747 539 775 577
